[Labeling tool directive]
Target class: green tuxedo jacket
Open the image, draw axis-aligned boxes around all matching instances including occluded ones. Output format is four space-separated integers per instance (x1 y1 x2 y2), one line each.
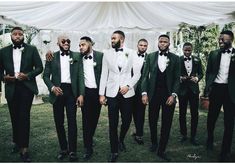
179 55 203 96
91 50 103 89
204 49 235 103
43 51 85 104
0 43 43 101
141 51 180 102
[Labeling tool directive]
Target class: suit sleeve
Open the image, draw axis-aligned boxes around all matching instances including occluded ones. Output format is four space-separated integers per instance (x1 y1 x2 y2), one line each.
42 60 54 91
77 55 85 96
27 47 43 80
141 54 150 94
0 49 4 81
172 55 180 95
197 58 204 81
99 52 109 96
204 51 213 96
127 53 141 89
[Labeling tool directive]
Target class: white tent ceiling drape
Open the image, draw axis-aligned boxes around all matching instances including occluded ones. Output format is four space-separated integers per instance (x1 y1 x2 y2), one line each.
0 1 235 31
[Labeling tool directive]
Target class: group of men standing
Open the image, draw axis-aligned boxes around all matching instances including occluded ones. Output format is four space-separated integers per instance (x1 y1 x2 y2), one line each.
0 26 234 162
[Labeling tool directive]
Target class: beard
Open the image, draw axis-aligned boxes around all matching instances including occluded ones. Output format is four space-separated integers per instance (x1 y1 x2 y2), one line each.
112 40 121 49
80 46 90 56
11 38 24 46
158 46 168 52
59 45 70 52
223 41 232 50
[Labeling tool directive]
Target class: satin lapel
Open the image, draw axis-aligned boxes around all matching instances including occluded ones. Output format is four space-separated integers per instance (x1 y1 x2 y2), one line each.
216 50 222 73
69 52 73 78
166 53 172 77
181 57 187 75
7 45 15 74
19 44 27 72
55 52 61 82
153 51 158 73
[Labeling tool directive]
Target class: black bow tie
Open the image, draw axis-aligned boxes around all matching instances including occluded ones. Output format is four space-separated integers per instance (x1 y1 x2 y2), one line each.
13 44 23 49
84 55 92 60
115 48 123 52
159 52 167 56
184 57 191 61
222 49 231 53
61 51 69 56
138 53 145 57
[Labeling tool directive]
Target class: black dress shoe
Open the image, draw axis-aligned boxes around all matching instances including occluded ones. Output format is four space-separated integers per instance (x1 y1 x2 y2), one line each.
134 136 144 145
69 152 78 162
190 138 199 146
149 144 158 152
118 142 126 152
108 153 118 162
157 152 171 162
180 136 187 143
11 144 20 153
57 150 68 160
20 152 31 162
83 149 93 160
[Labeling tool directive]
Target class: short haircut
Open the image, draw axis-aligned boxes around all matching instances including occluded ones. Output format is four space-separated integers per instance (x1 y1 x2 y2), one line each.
158 34 170 40
221 30 234 40
11 26 24 33
183 42 193 48
138 38 148 44
80 36 92 43
113 30 125 39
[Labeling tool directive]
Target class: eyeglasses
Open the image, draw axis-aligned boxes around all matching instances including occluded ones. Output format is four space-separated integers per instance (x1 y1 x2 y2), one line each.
61 39 71 44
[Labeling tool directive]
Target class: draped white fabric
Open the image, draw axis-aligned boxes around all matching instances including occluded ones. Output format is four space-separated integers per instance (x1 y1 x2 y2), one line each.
1 1 235 96
0 2 235 31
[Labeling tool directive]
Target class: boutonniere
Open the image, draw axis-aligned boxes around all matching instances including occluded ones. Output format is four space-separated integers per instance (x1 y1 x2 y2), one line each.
166 58 170 67
69 58 77 64
193 57 199 62
20 47 24 53
231 53 235 62
93 62 97 67
125 53 129 58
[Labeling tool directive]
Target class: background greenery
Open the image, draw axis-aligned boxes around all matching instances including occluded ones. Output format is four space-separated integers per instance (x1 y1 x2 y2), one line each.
0 102 234 162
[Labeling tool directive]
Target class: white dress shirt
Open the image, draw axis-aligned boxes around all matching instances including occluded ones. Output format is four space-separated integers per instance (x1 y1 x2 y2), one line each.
60 51 71 83
214 49 232 84
184 56 192 76
158 53 168 72
83 51 97 88
13 47 23 78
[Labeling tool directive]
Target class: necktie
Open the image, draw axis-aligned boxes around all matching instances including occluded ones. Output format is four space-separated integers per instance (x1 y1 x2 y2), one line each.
84 55 92 60
13 44 23 49
115 48 123 52
184 57 191 61
61 51 69 56
222 49 231 53
138 53 144 57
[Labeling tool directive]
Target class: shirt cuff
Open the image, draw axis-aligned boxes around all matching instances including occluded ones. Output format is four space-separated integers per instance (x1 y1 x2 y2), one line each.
142 92 147 96
51 86 55 92
172 93 177 98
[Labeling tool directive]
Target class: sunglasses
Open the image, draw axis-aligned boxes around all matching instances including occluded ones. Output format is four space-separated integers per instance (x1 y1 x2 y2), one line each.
61 39 71 44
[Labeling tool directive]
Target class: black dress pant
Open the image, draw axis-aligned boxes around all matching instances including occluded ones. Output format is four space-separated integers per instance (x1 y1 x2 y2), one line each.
107 93 133 153
132 92 146 137
207 83 235 155
149 88 175 154
7 81 34 148
53 84 77 152
178 90 199 138
81 87 101 151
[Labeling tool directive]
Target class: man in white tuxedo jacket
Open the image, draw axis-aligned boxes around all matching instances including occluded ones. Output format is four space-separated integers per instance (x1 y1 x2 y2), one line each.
99 30 140 162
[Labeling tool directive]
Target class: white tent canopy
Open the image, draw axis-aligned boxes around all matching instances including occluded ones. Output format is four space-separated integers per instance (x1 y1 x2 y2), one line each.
0 1 235 31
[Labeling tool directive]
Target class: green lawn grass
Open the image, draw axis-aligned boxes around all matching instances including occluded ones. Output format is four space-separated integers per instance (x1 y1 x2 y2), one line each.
0 102 234 162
